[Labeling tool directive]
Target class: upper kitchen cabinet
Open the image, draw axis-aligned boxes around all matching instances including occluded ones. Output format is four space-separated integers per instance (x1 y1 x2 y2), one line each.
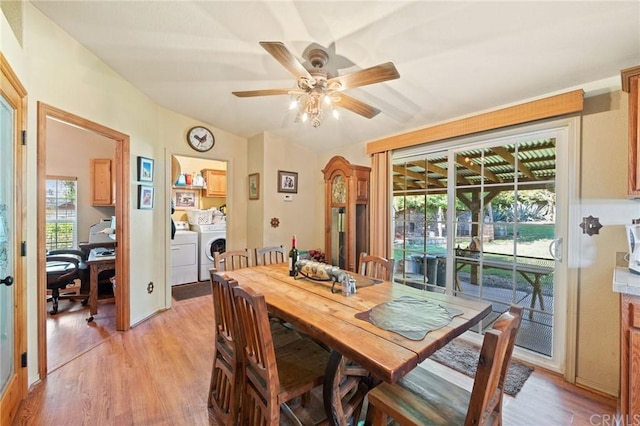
622 65 640 197
202 169 226 198
90 158 115 206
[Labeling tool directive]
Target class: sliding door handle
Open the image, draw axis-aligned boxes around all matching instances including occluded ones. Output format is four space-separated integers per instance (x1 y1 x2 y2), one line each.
549 238 562 262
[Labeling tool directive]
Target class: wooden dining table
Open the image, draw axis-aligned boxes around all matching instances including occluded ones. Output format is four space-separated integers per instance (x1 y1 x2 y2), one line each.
224 263 492 426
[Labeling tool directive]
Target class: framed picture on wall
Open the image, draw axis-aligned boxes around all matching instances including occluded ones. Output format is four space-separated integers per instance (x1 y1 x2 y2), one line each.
277 170 298 194
248 173 260 200
137 156 154 182
137 185 154 210
173 189 199 210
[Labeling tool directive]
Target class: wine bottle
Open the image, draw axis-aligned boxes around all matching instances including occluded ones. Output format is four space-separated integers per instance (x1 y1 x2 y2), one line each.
289 234 299 276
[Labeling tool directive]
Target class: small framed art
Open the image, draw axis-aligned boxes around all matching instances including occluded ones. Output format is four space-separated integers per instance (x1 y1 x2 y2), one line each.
137 185 154 210
277 170 298 194
137 156 154 182
248 173 260 200
173 189 199 210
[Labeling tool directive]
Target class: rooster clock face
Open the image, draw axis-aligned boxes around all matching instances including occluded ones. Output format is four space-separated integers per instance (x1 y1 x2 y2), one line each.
186 126 215 152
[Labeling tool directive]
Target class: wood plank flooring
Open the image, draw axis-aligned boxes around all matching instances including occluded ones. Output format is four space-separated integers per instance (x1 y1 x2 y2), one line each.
46 297 116 371
15 292 617 425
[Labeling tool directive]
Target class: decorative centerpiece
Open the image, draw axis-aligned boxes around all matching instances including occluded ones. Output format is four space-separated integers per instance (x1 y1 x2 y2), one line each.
294 259 356 295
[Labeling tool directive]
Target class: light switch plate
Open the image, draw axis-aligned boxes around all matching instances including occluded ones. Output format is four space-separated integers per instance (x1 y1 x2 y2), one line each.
284 194 293 202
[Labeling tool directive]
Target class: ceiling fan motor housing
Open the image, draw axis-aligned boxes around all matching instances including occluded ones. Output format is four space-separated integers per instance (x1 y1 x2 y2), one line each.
308 48 329 68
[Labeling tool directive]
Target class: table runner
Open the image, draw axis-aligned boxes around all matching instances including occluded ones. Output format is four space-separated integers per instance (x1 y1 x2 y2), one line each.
356 295 463 340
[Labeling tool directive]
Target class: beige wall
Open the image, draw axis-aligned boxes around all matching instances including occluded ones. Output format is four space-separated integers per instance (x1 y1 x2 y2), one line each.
247 133 265 252
575 91 640 395
258 132 319 253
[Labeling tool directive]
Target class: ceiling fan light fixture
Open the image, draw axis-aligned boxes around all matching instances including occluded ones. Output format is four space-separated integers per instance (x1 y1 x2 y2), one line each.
233 41 400 128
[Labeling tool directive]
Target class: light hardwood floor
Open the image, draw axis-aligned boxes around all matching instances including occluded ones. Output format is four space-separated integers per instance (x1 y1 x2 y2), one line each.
15 291 617 425
46 297 117 371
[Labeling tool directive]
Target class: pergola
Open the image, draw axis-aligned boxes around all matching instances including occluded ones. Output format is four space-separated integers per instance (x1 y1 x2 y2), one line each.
392 137 557 240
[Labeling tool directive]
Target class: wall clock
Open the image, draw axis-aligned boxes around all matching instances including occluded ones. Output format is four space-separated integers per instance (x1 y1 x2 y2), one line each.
186 126 215 152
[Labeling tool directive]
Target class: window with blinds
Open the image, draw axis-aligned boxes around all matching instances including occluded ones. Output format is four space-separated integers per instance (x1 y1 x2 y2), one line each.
45 177 78 250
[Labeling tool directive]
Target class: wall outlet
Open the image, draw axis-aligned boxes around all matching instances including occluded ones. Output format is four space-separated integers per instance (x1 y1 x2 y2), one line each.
284 194 293 202
147 282 154 293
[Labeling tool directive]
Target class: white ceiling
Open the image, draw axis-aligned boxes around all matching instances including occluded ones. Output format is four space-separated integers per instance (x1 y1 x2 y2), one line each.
31 1 640 153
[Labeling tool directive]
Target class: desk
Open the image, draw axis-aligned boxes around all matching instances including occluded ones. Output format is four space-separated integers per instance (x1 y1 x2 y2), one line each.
86 248 115 322
224 264 491 425
455 254 553 319
79 222 116 255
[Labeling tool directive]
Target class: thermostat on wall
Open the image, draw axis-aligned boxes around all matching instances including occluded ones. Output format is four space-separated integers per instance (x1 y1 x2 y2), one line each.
283 194 293 202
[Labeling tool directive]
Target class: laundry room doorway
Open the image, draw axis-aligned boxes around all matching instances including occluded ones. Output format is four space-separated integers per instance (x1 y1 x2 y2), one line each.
170 155 227 287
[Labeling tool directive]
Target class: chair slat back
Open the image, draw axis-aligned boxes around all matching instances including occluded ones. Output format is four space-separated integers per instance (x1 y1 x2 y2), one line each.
465 305 523 425
210 272 238 354
358 252 394 281
367 306 524 426
254 246 286 266
208 272 242 425
232 285 281 424
214 249 251 272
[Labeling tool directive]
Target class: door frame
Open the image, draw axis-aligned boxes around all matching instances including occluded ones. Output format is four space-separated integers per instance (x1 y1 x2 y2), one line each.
0 53 27 426
36 103 131 379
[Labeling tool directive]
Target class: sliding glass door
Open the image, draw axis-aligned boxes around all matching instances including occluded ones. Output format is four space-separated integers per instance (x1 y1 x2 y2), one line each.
392 124 572 368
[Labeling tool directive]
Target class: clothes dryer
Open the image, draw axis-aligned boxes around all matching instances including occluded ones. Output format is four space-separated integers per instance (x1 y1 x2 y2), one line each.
190 222 226 281
171 221 198 286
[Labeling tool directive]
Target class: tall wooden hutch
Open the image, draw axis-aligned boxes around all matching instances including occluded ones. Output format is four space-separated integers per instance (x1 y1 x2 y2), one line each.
322 156 370 272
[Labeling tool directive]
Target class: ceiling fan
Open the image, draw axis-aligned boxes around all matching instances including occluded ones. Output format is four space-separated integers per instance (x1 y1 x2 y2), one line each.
232 41 400 127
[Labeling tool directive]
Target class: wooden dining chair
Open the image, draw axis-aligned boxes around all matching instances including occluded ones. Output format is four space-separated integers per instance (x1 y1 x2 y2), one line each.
366 305 524 426
253 245 286 266
358 252 394 281
231 284 330 425
208 271 242 425
213 249 251 272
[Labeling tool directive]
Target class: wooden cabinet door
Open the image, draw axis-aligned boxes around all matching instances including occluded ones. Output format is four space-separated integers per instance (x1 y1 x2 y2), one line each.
202 169 226 197
622 66 640 196
90 158 114 206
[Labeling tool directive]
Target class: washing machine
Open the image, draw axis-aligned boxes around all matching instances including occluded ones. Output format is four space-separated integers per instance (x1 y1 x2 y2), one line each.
191 221 226 281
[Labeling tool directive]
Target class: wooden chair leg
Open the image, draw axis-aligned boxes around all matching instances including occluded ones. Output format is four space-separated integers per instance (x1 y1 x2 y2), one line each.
366 403 387 426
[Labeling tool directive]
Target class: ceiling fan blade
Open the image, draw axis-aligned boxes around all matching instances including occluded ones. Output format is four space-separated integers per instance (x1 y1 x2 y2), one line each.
232 88 292 97
333 93 381 119
259 41 313 81
328 62 400 90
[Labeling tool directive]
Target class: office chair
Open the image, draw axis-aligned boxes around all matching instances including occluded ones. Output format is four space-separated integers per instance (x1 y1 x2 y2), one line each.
46 249 89 314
